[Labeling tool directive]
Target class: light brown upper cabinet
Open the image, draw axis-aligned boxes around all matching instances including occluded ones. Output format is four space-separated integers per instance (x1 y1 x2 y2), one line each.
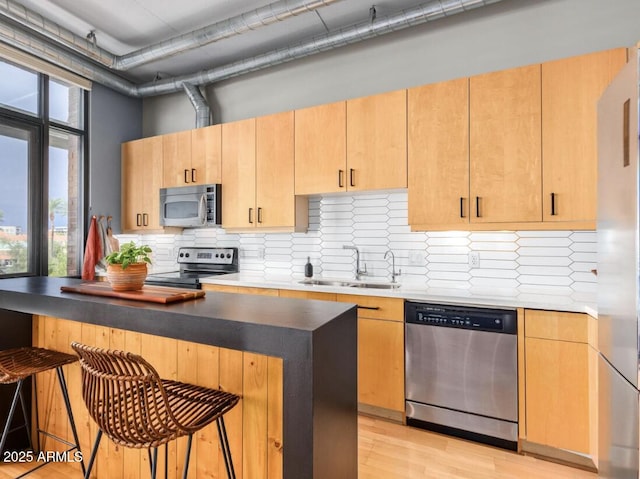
294 90 407 195
223 113 307 231
408 78 469 228
295 101 347 195
121 136 163 232
256 111 307 231
221 118 256 230
191 124 222 184
163 126 221 188
542 48 627 224
346 89 407 191
162 130 192 187
470 64 542 224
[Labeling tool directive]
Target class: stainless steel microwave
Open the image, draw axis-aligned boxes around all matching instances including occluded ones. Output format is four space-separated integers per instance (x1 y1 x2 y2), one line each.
159 184 221 228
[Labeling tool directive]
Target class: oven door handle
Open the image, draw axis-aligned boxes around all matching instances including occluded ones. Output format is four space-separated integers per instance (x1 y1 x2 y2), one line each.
198 194 207 226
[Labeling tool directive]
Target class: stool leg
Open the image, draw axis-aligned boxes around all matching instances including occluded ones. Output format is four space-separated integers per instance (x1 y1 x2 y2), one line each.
55 366 86 475
182 434 193 479
17 385 33 451
84 429 102 479
216 416 235 479
149 447 158 479
32 375 41 453
0 380 23 457
164 443 168 479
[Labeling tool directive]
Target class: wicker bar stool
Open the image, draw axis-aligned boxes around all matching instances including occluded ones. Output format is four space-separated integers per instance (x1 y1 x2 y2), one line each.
71 341 240 479
0 346 85 478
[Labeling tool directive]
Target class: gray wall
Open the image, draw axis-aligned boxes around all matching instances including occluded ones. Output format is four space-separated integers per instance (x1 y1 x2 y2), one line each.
90 83 142 233
142 0 640 136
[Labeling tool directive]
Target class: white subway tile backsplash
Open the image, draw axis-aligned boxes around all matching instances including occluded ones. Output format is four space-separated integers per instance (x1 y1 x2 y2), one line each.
426 236 470 246
570 252 597 262
569 242 597 253
117 191 597 295
570 231 597 242
427 246 471 255
518 247 573 257
469 242 519 251
469 232 519 242
517 256 572 266
517 230 571 238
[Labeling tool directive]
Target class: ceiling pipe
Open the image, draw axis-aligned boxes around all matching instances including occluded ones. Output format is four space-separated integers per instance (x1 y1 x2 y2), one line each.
0 0 506 97
0 0 342 70
183 83 211 128
134 0 507 97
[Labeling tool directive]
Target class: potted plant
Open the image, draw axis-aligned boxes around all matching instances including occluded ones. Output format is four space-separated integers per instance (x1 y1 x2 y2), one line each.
104 242 152 291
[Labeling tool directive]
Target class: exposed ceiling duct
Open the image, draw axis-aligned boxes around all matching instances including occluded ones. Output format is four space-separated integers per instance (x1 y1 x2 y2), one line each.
183 83 211 128
0 0 342 70
0 0 506 97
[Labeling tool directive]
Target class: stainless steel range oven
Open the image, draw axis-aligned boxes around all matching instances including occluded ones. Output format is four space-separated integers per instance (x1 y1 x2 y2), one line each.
145 247 238 289
405 301 518 450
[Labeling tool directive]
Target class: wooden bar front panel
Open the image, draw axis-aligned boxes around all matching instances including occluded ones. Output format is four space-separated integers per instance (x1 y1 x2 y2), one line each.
32 316 283 479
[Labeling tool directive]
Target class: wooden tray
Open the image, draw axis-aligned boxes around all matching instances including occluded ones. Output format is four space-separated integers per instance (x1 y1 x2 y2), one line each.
61 282 205 304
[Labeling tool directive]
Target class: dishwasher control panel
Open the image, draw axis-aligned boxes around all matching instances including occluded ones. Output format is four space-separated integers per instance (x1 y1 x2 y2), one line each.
405 302 517 334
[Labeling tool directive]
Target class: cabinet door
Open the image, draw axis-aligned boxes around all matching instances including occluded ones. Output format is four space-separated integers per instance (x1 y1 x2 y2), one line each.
122 137 162 231
294 101 346 195
256 111 295 229
222 118 256 229
162 131 192 188
192 124 222 185
470 65 542 223
358 318 404 412
525 337 589 453
141 136 163 229
121 139 143 231
408 78 469 227
347 89 407 191
542 48 627 222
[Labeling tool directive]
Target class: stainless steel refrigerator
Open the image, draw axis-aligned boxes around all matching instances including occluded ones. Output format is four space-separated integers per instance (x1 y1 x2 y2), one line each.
597 45 640 479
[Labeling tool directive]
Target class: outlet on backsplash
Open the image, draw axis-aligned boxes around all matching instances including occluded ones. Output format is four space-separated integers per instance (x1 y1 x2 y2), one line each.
408 251 424 266
468 252 480 268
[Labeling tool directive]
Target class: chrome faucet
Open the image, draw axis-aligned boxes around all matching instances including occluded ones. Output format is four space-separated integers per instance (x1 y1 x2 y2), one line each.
343 245 368 280
384 250 401 283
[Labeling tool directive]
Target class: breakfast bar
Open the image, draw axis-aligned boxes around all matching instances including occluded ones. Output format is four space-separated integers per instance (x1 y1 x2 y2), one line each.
0 276 358 479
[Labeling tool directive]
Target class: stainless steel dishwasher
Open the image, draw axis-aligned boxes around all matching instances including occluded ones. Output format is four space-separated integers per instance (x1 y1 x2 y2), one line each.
405 301 518 450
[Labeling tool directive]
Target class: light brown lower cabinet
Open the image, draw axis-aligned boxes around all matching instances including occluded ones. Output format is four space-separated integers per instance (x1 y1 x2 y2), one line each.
522 309 597 469
32 315 283 479
336 294 404 420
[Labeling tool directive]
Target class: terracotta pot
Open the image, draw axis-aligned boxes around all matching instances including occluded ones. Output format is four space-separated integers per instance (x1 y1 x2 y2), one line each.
106 263 148 291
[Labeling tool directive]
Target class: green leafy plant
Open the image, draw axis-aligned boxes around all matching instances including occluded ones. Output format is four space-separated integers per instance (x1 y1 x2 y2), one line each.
104 242 152 270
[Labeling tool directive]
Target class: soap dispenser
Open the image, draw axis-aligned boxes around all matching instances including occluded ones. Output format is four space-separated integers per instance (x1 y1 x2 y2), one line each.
305 257 313 278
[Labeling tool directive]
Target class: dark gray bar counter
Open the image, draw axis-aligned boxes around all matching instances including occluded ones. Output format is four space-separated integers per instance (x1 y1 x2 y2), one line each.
0 277 358 479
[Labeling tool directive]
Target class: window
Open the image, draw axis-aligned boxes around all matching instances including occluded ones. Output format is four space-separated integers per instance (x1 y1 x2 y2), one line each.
0 58 88 278
0 61 38 115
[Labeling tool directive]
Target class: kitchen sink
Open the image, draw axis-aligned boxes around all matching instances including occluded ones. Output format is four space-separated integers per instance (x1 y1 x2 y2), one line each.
349 282 400 289
299 279 355 287
299 279 400 289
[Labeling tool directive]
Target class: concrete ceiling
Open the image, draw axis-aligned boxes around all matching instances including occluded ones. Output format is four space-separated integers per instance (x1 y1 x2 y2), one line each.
14 0 432 82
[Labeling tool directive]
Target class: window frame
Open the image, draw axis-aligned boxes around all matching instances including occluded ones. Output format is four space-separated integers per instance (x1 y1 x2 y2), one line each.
0 60 89 278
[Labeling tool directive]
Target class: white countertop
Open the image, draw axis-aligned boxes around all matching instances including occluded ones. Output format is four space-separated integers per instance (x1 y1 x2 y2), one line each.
201 273 597 317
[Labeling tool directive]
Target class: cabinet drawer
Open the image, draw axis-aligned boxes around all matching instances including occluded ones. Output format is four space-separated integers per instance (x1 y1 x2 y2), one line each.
336 294 403 321
525 310 588 343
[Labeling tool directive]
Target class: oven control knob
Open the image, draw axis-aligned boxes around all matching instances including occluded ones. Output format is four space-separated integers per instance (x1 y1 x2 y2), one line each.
179 253 184 258
185 253 190 258
226 253 231 258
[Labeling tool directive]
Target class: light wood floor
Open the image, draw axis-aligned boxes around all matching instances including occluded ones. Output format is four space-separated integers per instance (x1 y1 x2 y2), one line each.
0 416 597 479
